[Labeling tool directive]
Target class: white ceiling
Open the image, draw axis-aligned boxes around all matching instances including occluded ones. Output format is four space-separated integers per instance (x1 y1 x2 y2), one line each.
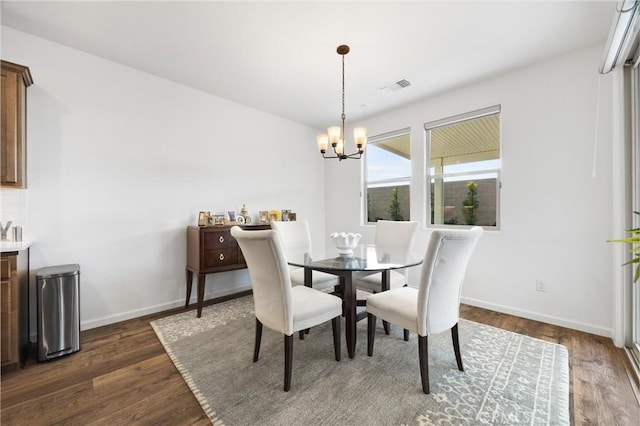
0 1 616 130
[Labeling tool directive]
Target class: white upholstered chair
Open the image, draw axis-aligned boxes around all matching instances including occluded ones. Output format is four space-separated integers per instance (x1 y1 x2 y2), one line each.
270 220 341 293
366 226 483 394
231 226 342 392
355 220 419 294
355 220 419 337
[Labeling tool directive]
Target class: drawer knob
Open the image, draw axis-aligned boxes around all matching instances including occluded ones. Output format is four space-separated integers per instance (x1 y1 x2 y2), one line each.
219 236 225 243
219 253 225 261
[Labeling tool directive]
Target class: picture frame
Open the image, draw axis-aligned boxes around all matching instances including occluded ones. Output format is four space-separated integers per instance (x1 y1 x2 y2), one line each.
213 214 225 226
288 212 297 221
198 211 210 227
207 216 215 226
269 210 281 222
259 211 269 224
227 211 236 222
281 209 291 221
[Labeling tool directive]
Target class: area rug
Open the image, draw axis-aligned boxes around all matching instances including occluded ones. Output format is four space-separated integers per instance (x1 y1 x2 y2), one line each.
151 296 569 425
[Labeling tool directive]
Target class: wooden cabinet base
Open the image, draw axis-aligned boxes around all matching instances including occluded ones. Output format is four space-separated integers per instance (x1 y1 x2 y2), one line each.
1 250 29 373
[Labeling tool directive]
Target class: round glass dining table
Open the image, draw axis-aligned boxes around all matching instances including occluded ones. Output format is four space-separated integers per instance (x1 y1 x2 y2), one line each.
288 245 423 359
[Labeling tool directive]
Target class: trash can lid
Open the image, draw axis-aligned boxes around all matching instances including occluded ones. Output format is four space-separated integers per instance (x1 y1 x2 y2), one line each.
36 264 80 279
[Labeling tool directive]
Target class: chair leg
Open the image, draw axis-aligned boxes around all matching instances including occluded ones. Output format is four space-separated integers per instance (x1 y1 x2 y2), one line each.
451 323 464 371
253 318 263 362
284 334 293 392
418 335 430 394
332 316 341 361
383 320 390 335
367 313 376 356
404 329 410 341
299 330 305 340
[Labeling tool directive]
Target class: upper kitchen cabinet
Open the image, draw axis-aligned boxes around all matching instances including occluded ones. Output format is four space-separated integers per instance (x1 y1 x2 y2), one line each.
1 61 33 189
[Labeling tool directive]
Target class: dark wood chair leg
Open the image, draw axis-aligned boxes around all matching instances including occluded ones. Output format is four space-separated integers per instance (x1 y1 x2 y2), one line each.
383 320 390 335
418 335 430 394
332 316 341 361
451 323 464 371
185 269 192 308
404 329 410 341
284 334 293 392
253 318 263 362
298 328 310 339
367 313 376 356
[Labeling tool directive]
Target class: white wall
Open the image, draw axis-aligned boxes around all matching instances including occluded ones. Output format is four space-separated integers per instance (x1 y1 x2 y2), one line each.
325 45 617 338
0 27 327 333
1 26 620 340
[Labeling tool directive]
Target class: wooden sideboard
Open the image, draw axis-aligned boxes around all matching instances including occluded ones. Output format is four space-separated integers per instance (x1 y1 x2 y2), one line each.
186 224 269 317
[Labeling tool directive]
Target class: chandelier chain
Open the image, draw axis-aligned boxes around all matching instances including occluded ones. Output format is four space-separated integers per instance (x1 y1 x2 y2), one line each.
341 54 346 123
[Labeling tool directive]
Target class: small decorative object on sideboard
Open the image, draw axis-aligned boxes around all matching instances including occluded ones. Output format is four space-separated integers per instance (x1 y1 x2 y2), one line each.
330 232 361 256
227 211 236 222
281 209 291 221
212 215 225 226
198 211 210 227
236 215 245 224
259 211 269 224
239 204 251 224
268 210 281 222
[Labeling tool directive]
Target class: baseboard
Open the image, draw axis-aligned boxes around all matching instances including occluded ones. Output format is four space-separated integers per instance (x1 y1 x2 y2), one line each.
624 348 640 405
80 284 253 331
461 296 613 339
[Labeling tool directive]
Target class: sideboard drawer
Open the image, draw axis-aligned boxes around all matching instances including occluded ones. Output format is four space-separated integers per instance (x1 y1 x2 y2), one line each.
204 248 238 268
204 230 235 249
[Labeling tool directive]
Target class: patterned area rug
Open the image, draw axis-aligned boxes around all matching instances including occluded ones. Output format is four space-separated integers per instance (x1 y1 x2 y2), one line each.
151 296 569 425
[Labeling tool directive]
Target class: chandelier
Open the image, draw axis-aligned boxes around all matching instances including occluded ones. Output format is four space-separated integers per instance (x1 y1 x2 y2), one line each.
316 45 367 161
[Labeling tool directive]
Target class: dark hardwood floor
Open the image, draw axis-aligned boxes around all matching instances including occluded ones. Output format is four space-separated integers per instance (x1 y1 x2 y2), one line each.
1 296 638 425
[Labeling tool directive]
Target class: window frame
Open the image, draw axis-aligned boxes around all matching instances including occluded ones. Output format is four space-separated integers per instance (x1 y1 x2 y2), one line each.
362 127 411 225
424 105 502 230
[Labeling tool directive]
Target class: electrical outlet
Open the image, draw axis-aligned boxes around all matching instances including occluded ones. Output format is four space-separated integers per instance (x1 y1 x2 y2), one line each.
536 280 547 292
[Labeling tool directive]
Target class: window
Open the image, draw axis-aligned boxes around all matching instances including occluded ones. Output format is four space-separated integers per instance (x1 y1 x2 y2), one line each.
425 105 501 228
364 129 411 223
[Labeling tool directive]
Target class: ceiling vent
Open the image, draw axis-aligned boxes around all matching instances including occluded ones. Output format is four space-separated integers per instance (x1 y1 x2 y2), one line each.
378 78 412 94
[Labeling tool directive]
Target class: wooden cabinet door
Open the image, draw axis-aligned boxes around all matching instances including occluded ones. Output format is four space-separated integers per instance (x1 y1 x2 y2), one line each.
1 278 13 363
1 61 32 189
1 69 20 186
0 256 16 365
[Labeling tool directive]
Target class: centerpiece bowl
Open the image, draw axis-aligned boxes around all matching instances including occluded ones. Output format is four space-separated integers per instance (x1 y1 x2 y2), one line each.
329 232 361 256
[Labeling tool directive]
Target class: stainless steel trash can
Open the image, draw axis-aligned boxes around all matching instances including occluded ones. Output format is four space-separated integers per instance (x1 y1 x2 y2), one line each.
36 264 80 361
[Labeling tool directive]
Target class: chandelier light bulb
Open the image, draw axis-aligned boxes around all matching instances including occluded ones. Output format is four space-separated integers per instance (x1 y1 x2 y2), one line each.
327 126 341 146
316 134 329 153
353 127 367 150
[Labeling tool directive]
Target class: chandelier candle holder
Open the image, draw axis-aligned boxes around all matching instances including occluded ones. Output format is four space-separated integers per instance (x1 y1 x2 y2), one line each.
317 45 367 161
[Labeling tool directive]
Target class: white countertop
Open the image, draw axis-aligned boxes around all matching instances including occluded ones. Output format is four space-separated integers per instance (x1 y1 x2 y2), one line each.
0 241 32 253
